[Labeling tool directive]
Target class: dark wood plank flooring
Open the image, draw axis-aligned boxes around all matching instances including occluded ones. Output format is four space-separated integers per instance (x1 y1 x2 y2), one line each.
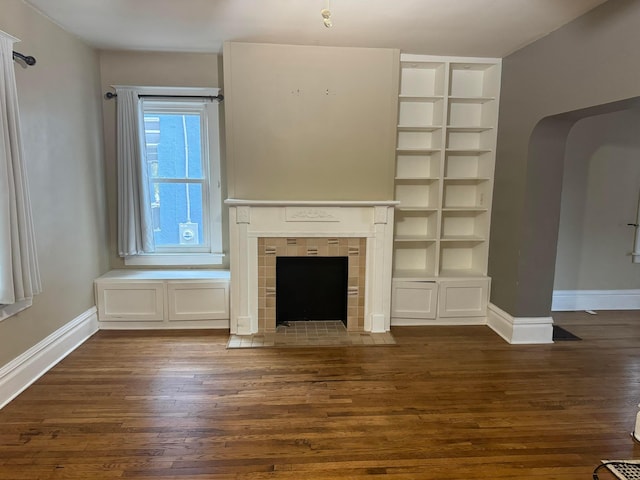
2 310 640 479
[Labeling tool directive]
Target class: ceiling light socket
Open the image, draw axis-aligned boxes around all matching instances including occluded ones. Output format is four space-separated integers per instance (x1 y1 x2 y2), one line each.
321 8 332 28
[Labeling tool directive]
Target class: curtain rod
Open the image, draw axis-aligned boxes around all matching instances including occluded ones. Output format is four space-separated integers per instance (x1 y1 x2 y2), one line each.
12 50 36 66
104 92 224 102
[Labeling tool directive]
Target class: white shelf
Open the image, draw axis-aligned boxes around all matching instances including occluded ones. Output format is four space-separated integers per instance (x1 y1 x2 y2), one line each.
440 235 485 242
398 125 442 132
441 207 488 212
445 149 492 154
395 176 439 182
392 269 438 281
438 268 486 278
396 206 439 212
448 96 495 103
393 54 499 307
446 126 493 132
443 177 491 182
397 148 441 154
399 95 444 101
395 235 437 242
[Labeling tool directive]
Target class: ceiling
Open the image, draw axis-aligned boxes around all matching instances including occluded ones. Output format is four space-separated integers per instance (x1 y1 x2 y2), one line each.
24 0 608 58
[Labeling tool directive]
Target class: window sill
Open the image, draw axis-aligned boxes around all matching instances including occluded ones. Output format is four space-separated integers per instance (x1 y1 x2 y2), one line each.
0 298 33 322
124 253 225 267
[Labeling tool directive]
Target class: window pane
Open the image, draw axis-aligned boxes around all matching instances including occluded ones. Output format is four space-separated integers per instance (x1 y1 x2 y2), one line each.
150 182 204 247
143 113 203 179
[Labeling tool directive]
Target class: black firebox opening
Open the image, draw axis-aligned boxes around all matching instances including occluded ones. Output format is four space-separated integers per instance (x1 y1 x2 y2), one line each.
276 256 348 326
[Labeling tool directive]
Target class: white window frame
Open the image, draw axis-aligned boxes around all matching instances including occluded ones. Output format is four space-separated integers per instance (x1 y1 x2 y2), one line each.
122 86 223 267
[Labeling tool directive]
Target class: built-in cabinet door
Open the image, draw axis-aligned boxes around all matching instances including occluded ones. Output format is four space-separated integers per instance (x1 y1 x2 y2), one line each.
96 282 164 322
391 281 438 319
438 279 488 318
167 281 229 321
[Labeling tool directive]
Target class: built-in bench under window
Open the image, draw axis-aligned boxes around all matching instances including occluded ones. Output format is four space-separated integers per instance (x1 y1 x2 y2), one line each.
94 270 230 329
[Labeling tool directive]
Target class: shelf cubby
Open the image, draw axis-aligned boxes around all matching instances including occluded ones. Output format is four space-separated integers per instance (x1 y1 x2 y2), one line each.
396 151 441 178
398 97 444 127
439 241 487 277
445 129 493 150
398 129 442 150
444 151 493 179
395 181 440 209
449 63 500 98
393 241 437 278
400 61 446 97
447 98 496 128
395 209 438 239
442 179 490 209
440 210 487 240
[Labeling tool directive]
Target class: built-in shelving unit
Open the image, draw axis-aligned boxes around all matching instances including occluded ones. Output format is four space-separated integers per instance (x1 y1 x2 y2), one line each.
391 54 500 325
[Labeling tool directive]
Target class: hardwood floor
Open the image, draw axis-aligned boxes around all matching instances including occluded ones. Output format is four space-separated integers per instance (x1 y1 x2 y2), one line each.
2 311 640 479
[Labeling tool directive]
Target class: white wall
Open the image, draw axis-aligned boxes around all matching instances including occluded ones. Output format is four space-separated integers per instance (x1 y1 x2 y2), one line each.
223 42 399 201
0 1 109 365
554 109 640 291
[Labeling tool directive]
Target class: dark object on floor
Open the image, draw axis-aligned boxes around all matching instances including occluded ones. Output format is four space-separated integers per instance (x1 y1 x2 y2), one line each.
553 325 581 341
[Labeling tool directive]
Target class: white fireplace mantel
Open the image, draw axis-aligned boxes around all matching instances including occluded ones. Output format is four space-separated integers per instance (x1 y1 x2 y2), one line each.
225 199 399 334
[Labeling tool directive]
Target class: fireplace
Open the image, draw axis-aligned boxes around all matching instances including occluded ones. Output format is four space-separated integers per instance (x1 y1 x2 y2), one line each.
276 256 348 326
258 237 365 331
226 200 397 334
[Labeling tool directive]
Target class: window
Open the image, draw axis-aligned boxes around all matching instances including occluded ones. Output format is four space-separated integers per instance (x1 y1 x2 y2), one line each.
124 88 223 266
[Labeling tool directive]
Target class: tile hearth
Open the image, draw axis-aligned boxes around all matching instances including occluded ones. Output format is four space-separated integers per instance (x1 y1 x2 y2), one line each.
227 321 396 348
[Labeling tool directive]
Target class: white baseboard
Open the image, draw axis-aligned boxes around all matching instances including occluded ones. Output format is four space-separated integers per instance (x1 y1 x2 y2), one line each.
552 289 640 311
0 307 99 409
391 316 487 326
98 319 229 330
487 303 553 344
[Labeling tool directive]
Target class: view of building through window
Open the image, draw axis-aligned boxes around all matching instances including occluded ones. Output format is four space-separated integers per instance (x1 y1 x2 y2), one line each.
143 111 206 249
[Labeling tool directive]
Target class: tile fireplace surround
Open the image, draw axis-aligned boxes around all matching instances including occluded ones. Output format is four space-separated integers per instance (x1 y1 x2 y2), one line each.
226 200 398 335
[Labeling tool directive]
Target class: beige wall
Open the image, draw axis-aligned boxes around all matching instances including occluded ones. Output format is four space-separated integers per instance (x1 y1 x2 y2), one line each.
98 50 224 268
223 42 399 201
0 1 109 365
490 0 640 317
554 109 640 290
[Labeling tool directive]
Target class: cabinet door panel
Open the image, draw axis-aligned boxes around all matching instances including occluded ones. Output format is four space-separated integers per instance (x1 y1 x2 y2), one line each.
438 279 488 318
168 282 229 321
392 281 437 319
97 282 164 321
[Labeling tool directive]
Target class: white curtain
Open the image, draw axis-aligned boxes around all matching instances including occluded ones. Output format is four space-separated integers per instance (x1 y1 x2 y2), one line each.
0 35 41 309
116 87 155 256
